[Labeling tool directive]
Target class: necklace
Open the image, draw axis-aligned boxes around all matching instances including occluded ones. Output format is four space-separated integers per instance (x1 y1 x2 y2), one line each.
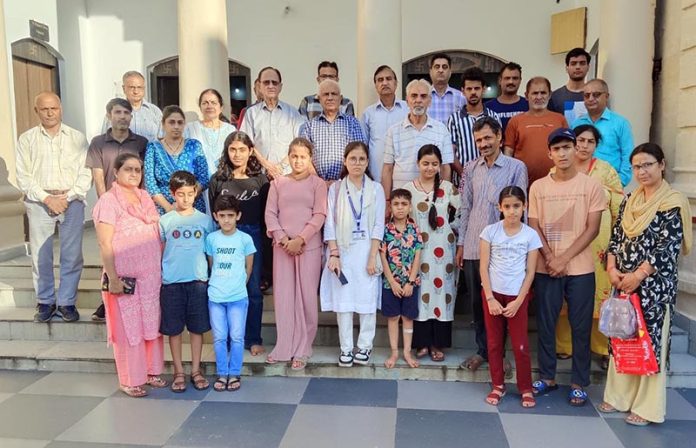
415 179 434 194
163 138 183 156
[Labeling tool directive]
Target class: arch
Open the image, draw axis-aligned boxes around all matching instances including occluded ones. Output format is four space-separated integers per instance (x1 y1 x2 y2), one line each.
148 57 252 118
402 49 508 98
11 38 63 135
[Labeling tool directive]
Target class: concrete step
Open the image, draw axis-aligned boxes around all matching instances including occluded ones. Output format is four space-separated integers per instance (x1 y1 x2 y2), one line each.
0 306 690 355
1 340 695 387
0 264 104 280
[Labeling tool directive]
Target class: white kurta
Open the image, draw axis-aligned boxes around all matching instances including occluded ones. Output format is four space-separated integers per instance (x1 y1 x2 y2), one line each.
320 179 386 314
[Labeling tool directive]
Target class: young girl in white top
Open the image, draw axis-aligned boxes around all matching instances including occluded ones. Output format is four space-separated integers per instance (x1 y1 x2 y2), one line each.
479 186 542 408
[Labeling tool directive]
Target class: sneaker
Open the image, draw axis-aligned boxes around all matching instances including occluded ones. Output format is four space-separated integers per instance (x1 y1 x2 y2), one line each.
56 306 80 322
34 304 56 323
92 303 106 322
353 349 371 365
338 351 354 367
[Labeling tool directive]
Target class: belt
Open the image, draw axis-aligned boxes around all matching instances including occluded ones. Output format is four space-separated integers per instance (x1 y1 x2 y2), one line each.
44 189 69 195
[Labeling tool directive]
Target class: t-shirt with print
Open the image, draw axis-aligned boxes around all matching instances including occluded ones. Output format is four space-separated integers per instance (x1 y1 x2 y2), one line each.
160 209 215 284
480 221 542 295
380 220 423 289
207 174 269 225
548 86 587 124
205 229 256 303
528 172 605 275
485 97 529 134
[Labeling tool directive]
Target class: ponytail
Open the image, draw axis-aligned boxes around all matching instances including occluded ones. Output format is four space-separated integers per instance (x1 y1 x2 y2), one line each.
427 171 441 230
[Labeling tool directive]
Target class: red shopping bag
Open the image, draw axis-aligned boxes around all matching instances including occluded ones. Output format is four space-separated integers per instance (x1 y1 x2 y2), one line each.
610 293 659 375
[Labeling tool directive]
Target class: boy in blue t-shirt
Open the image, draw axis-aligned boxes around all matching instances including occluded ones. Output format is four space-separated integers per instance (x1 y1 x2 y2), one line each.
205 195 255 392
160 171 215 392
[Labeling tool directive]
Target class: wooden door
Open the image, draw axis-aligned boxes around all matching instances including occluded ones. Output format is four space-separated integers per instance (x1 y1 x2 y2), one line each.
12 57 56 136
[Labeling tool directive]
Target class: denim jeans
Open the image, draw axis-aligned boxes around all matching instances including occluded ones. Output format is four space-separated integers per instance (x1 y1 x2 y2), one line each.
208 299 249 376
238 224 263 348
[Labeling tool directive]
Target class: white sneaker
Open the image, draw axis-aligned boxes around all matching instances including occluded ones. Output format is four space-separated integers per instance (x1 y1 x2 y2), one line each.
338 351 354 367
353 349 371 365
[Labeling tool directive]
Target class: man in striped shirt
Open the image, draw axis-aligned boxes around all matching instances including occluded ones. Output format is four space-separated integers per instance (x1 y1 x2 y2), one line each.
447 68 501 187
455 117 527 373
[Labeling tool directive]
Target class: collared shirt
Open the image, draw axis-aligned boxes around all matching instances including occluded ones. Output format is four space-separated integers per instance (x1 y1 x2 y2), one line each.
383 115 454 189
429 86 466 123
457 154 528 259
101 101 163 142
240 100 305 164
86 129 148 190
447 106 502 166
299 112 366 181
16 124 92 202
360 99 409 182
299 95 355 120
572 108 634 186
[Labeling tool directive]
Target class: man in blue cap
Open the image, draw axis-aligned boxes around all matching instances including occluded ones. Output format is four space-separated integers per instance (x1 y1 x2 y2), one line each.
527 128 605 407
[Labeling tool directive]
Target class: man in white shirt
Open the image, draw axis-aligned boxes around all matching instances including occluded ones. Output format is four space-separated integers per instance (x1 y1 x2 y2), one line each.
101 71 162 142
15 92 92 323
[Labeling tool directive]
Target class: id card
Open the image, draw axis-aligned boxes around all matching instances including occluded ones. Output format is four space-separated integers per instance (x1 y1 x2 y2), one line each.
352 230 367 241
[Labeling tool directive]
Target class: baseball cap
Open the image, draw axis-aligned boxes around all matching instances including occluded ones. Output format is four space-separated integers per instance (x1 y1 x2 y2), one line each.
547 128 576 147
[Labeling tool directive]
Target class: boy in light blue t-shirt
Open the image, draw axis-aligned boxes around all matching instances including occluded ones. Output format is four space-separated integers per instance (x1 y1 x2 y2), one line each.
159 171 215 392
205 195 255 392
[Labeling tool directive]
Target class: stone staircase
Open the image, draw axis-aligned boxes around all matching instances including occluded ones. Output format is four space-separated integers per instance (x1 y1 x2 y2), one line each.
1 229 695 386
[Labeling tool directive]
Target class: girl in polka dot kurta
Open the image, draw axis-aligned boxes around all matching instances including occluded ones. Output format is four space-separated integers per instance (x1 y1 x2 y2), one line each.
404 144 460 362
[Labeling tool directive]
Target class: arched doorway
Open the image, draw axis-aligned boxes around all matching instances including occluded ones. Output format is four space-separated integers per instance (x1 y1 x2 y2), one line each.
149 57 251 120
402 50 507 100
11 38 62 135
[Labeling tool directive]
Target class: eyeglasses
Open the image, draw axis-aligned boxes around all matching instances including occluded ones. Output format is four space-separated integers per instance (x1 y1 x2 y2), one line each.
583 91 606 99
125 86 144 91
346 156 367 165
262 80 280 86
631 161 659 172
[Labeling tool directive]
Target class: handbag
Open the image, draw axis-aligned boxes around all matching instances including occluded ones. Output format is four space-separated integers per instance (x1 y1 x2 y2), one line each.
610 293 659 376
598 289 637 339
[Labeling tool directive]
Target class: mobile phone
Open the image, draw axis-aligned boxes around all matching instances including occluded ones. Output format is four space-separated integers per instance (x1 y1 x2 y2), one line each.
333 268 348 285
102 273 136 295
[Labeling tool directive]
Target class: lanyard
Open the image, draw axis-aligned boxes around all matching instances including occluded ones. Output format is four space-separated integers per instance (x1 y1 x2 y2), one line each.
346 176 365 230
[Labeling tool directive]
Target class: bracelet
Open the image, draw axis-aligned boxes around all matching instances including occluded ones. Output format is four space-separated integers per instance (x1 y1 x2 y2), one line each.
330 255 340 259
638 267 651 278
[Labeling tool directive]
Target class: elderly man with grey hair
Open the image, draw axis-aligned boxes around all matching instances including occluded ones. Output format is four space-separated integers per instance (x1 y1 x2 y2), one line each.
381 79 453 195
101 70 162 141
299 79 366 181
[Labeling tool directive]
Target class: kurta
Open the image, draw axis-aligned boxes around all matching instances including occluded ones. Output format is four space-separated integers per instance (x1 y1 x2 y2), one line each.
184 121 236 176
320 178 386 313
265 174 327 360
404 180 461 321
607 198 684 368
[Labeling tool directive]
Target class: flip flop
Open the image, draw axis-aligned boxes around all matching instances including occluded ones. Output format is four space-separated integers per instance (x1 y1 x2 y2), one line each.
460 354 485 371
532 380 559 396
625 414 651 426
568 388 588 407
227 376 241 392
597 402 619 413
429 349 445 362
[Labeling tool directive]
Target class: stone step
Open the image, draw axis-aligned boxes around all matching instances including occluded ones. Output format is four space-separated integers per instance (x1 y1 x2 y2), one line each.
1 339 695 387
0 264 104 280
0 306 690 355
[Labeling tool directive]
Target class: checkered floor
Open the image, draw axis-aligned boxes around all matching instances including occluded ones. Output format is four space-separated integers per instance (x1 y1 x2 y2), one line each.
0 370 695 447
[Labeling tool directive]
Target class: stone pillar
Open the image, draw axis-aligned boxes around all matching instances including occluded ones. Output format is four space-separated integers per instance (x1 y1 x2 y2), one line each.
598 0 655 146
177 0 231 120
673 1 696 319
356 0 402 115
0 0 27 259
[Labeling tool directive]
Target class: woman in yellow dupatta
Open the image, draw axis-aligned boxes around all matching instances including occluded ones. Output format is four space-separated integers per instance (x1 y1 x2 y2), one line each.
555 125 624 368
598 143 692 426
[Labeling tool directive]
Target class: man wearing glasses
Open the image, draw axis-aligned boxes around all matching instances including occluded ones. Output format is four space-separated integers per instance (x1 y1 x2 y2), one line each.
572 79 634 186
298 61 355 120
101 71 162 142
240 66 306 179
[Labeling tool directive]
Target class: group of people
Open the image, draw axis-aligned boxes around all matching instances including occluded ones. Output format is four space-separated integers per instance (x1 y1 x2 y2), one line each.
14 48 692 426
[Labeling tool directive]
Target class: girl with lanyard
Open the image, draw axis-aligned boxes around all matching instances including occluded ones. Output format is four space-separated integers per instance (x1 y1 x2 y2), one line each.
320 141 386 367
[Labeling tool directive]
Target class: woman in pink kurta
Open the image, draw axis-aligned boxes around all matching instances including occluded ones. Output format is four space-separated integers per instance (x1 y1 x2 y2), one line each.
93 153 166 397
264 138 327 369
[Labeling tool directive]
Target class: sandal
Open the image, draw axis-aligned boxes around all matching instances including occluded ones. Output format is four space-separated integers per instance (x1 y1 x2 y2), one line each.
213 377 227 392
415 348 429 359
598 402 619 413
556 353 572 360
190 371 209 391
250 345 266 356
265 355 279 365
120 385 148 398
485 385 506 406
227 376 241 392
146 375 168 388
532 380 559 396
568 387 588 407
521 392 536 408
625 413 651 426
460 354 485 371
171 373 186 393
291 357 307 371
429 348 445 362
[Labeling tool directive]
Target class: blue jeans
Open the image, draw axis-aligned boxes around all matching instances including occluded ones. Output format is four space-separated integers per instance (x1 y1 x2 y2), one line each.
208 299 249 376
238 224 263 348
